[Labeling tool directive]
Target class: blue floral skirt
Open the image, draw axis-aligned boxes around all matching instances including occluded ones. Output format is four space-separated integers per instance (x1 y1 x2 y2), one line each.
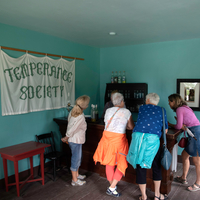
185 125 200 156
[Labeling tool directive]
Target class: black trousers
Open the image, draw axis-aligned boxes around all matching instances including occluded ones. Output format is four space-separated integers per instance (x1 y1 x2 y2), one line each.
136 147 162 184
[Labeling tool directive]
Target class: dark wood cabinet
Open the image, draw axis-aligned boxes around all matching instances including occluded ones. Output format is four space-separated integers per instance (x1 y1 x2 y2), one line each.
105 83 148 112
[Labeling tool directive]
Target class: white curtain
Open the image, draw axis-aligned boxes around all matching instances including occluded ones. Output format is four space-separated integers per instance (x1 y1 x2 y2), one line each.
0 49 75 116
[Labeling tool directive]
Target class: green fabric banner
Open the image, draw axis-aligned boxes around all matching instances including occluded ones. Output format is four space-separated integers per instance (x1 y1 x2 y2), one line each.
0 49 75 116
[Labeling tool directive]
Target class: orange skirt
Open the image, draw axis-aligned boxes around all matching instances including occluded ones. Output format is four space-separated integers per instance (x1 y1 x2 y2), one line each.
93 130 129 175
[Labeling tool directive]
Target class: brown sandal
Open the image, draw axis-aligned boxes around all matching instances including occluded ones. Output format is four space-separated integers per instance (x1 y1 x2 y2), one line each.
187 183 200 192
155 194 168 200
174 176 188 184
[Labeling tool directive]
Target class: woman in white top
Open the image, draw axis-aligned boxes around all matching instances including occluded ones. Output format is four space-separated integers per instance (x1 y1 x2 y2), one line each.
61 95 90 186
93 93 135 197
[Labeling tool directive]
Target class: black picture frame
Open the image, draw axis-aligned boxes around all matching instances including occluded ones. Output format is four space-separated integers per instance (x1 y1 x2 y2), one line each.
177 79 200 111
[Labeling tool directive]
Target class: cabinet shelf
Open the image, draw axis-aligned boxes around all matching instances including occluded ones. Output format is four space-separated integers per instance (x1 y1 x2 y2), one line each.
104 83 148 113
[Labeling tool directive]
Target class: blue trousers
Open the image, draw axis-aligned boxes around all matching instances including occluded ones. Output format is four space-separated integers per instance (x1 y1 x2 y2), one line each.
68 142 82 171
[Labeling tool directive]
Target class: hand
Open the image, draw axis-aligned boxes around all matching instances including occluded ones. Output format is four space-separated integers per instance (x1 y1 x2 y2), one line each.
181 124 186 131
61 137 69 143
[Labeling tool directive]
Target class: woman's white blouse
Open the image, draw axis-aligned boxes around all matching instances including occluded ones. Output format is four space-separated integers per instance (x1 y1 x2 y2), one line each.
104 107 131 134
65 112 87 144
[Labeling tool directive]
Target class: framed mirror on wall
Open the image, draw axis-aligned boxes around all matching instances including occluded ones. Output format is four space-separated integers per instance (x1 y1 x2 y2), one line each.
177 79 200 111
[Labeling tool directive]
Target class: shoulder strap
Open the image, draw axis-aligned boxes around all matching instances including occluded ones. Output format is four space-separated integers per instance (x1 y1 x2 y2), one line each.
162 107 167 145
105 107 120 130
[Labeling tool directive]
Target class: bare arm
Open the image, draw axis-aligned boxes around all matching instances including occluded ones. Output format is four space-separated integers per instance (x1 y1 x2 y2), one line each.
168 116 186 130
126 116 135 130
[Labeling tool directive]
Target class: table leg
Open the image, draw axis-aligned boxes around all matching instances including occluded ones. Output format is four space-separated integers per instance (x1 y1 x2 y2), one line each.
30 156 34 179
2 158 8 192
14 161 20 197
40 153 45 185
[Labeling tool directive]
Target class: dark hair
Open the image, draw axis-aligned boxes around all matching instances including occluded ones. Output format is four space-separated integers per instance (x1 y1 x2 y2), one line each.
111 90 118 95
168 93 187 112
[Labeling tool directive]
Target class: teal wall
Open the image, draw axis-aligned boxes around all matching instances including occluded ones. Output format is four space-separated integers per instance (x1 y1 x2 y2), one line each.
1 22 200 180
100 39 200 154
0 23 100 179
100 39 200 120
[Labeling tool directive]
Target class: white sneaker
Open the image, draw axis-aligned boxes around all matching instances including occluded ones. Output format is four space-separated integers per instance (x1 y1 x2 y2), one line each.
77 174 86 180
71 179 86 186
106 187 121 197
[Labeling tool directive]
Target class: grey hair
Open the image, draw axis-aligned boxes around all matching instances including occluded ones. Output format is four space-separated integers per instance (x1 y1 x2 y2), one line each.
112 93 124 106
146 93 160 105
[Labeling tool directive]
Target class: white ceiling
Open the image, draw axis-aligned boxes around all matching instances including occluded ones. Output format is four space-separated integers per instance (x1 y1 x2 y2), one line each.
0 0 200 48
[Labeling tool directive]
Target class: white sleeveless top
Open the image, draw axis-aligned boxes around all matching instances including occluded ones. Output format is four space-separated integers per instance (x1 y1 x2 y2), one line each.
104 107 131 134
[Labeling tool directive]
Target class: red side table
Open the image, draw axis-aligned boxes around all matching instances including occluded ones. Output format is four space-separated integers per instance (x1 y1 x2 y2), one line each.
0 141 51 197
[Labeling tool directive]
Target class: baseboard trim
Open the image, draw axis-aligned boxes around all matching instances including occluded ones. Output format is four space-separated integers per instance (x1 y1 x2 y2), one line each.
0 165 39 188
0 157 193 188
0 162 53 189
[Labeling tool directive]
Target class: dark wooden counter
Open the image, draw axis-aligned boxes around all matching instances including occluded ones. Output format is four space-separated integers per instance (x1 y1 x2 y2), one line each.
53 117 182 194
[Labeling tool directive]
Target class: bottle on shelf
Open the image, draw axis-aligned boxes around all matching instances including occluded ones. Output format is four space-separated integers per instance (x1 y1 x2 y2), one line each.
141 90 144 98
111 71 114 83
95 105 99 121
138 90 141 98
136 90 139 98
91 104 96 122
134 90 137 98
114 71 118 83
118 71 122 83
122 71 126 83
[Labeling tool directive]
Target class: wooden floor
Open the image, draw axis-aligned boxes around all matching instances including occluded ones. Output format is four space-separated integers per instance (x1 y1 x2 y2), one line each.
1 163 200 200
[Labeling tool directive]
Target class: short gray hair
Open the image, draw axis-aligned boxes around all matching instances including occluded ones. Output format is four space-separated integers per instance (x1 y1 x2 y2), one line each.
146 93 160 105
112 93 124 106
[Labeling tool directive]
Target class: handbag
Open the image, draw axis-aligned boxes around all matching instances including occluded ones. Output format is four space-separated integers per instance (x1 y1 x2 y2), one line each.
160 108 172 170
178 131 188 148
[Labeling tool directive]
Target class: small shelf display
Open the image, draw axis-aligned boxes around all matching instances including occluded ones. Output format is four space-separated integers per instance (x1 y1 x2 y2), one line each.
105 83 148 113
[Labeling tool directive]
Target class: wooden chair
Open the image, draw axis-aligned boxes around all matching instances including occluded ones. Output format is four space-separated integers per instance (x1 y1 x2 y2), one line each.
36 131 68 181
